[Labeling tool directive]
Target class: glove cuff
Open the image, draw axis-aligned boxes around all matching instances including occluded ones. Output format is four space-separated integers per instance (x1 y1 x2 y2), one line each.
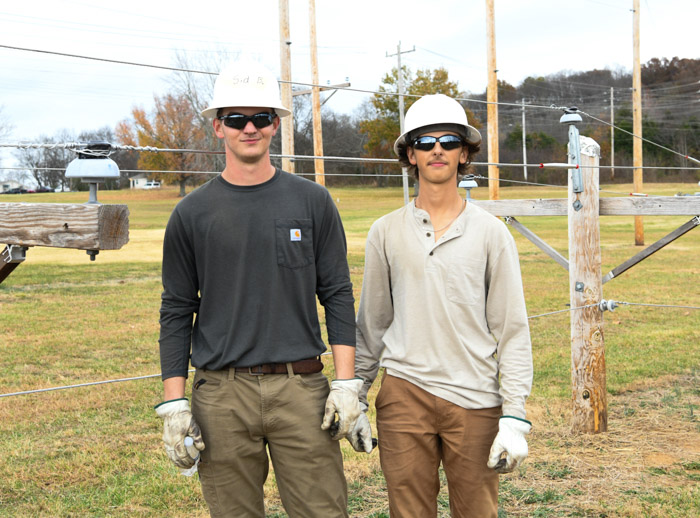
154 398 190 418
330 377 364 394
499 415 532 435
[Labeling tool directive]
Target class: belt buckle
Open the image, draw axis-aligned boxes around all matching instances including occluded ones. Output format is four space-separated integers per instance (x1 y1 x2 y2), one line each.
248 365 265 376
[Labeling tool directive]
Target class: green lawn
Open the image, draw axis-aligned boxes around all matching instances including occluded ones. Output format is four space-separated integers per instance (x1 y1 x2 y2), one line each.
0 183 698 517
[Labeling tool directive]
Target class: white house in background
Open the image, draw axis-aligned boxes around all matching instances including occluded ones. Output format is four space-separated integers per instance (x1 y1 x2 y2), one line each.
129 173 150 189
1 180 24 193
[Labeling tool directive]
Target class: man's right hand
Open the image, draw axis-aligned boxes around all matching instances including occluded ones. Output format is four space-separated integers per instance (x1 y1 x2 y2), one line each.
347 405 374 454
155 398 205 468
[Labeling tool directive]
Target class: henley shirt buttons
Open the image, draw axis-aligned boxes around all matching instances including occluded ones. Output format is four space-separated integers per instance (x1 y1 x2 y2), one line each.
429 251 434 256
426 232 431 237
423 219 428 223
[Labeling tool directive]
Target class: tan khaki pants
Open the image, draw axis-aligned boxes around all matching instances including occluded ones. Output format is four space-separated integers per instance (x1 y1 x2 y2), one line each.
191 367 348 518
375 374 500 518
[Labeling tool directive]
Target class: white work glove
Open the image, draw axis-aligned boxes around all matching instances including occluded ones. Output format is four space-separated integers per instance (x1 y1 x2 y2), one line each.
347 404 375 454
487 416 532 474
321 378 363 440
155 398 205 469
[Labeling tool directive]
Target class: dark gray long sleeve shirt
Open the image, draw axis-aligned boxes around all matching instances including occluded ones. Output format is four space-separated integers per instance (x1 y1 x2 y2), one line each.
159 170 356 380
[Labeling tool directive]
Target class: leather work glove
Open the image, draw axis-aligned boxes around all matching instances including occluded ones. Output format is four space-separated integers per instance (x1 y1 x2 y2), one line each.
487 416 532 474
155 398 205 469
321 378 363 440
347 404 375 454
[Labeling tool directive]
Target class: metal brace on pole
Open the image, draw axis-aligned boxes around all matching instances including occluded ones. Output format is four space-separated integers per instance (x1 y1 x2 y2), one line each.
560 107 584 195
602 215 700 283
505 216 569 271
0 244 27 284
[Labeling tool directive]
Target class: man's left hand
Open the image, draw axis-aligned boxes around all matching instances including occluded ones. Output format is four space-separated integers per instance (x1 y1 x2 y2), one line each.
321 378 363 439
487 416 532 473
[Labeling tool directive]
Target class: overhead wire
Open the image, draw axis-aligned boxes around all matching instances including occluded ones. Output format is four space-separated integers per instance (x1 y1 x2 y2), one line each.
0 44 697 174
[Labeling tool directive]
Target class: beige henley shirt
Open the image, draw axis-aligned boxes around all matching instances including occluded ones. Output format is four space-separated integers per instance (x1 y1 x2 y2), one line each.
355 200 533 419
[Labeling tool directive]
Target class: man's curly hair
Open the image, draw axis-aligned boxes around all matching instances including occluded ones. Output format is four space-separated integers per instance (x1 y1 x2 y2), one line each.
396 138 481 179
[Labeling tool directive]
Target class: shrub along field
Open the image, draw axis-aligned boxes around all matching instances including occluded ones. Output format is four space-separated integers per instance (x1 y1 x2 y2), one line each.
0 183 698 517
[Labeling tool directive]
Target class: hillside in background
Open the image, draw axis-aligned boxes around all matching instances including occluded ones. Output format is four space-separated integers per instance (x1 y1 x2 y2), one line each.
468 57 700 185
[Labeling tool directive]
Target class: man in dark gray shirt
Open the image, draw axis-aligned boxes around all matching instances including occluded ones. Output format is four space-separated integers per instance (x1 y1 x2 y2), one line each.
155 60 371 518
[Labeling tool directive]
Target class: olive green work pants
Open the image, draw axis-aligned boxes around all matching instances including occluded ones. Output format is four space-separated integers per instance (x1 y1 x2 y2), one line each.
376 374 501 518
191 367 348 518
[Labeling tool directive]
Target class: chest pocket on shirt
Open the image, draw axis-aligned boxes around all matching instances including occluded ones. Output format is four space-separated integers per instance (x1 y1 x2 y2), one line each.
275 219 314 269
445 258 486 306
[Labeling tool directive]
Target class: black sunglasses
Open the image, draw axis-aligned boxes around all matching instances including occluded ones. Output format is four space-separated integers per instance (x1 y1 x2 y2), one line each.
411 135 464 151
218 112 278 130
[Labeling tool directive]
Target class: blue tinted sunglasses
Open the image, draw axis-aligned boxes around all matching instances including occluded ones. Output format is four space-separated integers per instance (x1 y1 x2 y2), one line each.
411 134 464 151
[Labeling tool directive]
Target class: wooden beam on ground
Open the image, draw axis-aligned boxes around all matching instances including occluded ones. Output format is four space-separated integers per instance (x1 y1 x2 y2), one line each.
472 196 700 217
0 203 129 250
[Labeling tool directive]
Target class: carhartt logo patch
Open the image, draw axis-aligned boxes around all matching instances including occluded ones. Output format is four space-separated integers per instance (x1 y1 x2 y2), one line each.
290 229 301 241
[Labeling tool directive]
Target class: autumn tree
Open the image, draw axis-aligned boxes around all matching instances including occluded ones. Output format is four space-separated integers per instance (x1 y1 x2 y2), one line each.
117 93 209 196
359 67 481 186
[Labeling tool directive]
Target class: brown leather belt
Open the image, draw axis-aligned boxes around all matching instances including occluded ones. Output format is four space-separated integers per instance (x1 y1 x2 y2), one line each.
234 357 324 375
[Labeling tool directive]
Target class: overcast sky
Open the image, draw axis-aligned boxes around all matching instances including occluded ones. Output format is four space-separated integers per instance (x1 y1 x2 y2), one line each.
1 0 698 172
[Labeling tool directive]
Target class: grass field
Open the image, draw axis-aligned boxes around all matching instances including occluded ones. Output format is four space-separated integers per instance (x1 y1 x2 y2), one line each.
0 183 698 517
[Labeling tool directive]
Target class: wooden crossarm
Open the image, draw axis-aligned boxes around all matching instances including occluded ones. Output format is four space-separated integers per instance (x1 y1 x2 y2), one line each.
472 196 700 217
0 203 129 250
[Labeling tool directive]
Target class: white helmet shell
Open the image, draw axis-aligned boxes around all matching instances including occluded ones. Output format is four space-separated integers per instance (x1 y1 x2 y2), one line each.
393 94 481 155
201 60 291 119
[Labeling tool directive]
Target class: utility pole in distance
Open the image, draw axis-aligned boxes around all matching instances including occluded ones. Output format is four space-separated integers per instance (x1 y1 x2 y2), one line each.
610 87 615 181
387 41 415 205
521 98 528 181
486 0 500 200
632 0 644 244
279 0 295 174
308 0 324 185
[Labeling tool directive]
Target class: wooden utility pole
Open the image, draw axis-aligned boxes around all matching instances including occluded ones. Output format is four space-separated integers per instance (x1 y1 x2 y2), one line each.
485 0 499 200
521 98 528 181
279 0 295 174
308 0 324 185
610 87 615 180
387 42 415 205
632 0 644 244
568 137 607 433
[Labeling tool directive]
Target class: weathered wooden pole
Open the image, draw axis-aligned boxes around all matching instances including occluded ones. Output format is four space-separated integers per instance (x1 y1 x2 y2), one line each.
308 0 325 186
485 0 499 200
0 202 130 283
632 0 644 244
279 0 295 174
566 133 607 433
0 203 129 250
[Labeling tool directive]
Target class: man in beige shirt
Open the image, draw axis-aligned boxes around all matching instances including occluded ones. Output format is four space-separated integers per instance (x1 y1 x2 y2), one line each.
355 94 533 518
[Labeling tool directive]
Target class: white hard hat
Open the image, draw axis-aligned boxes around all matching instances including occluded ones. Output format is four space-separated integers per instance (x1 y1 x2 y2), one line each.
393 94 481 155
201 60 291 119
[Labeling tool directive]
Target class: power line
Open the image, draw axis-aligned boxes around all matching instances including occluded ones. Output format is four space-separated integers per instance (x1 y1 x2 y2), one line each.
578 109 700 164
1 44 696 164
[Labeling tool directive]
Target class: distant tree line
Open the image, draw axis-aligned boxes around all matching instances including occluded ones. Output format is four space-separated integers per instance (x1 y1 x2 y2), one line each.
5 56 698 193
